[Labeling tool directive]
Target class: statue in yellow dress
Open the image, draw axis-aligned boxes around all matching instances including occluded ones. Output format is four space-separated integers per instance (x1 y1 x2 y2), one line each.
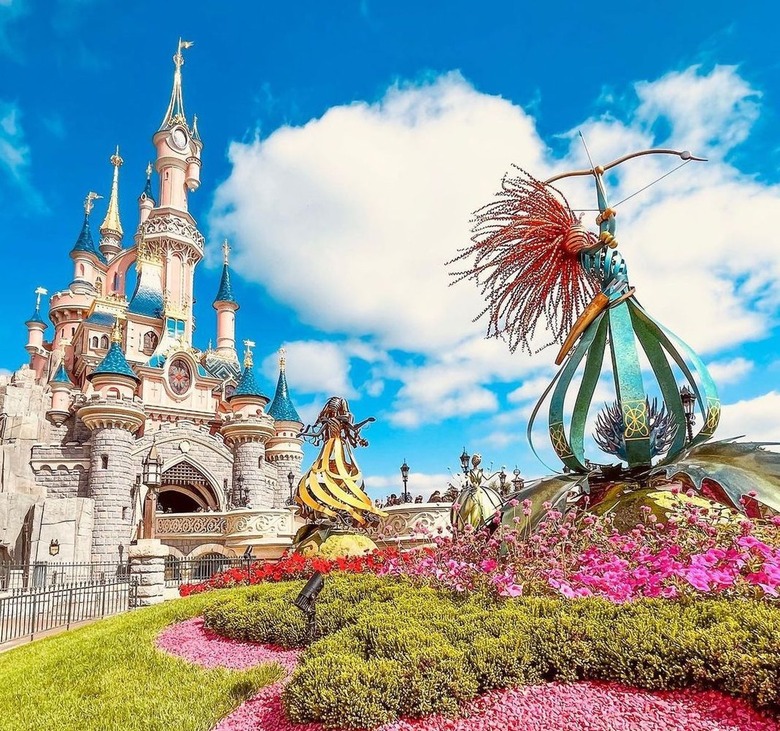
292 397 386 554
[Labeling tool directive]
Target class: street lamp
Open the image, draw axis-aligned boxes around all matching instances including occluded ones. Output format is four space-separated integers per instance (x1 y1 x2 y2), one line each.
286 470 296 506
680 385 696 444
498 467 507 495
460 448 470 477
511 466 525 492
400 459 410 503
141 442 163 540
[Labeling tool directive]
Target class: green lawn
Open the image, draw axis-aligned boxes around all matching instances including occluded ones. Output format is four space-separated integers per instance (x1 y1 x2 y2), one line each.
0 592 281 731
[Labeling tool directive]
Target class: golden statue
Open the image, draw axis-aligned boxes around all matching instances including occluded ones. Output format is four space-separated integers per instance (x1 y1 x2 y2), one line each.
295 397 386 526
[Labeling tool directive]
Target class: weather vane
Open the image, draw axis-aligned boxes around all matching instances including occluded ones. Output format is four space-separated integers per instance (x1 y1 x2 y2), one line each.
83 191 102 216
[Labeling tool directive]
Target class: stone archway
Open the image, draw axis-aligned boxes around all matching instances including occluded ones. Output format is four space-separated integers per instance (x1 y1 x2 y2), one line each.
159 460 221 513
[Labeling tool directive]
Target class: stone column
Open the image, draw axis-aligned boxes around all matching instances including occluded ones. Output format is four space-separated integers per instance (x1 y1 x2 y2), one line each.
128 539 168 607
78 399 145 563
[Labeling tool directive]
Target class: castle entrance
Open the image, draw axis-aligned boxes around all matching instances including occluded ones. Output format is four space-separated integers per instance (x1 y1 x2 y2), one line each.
158 460 221 513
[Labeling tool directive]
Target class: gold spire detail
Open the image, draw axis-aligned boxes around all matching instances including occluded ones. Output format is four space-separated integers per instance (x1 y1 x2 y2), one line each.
100 146 123 236
160 38 194 130
111 317 124 344
222 239 231 265
279 347 286 373
242 339 255 368
84 191 102 216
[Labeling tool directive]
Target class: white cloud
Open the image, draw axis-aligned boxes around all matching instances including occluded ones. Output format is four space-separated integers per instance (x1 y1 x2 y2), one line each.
0 99 42 208
706 357 753 386
213 64 777 434
719 392 780 443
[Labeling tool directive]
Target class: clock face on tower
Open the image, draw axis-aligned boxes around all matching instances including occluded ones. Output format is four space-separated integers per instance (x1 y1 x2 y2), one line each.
168 358 192 396
171 127 188 150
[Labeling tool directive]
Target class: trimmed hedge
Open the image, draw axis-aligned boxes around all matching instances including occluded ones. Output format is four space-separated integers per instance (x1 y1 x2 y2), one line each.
203 575 780 729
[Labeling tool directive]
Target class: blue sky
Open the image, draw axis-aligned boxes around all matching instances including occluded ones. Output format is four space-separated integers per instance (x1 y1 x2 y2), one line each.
1 1 779 498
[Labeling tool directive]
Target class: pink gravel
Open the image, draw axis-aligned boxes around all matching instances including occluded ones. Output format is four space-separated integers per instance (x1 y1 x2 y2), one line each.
155 617 300 672
157 618 780 731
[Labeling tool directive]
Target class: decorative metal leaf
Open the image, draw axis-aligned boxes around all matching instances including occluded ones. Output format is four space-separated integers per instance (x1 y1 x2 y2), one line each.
650 438 780 514
501 473 588 532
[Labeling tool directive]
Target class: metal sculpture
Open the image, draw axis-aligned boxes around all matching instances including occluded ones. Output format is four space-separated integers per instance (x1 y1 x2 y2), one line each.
295 397 386 526
451 148 720 473
451 453 504 531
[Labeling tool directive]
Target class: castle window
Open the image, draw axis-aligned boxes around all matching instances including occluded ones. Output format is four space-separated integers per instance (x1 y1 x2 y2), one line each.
91 336 99 349
100 334 109 349
101 454 108 469
258 456 263 468
141 331 159 355
113 273 120 291
95 278 103 295
79 263 85 276
71 327 75 336
122 507 128 521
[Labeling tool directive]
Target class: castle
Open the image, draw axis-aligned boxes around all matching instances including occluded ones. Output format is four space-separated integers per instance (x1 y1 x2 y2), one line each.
0 42 306 567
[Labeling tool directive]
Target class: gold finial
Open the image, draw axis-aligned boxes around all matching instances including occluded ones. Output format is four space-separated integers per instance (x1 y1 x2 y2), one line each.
145 161 153 178
110 145 124 168
242 339 255 368
111 317 123 344
222 239 231 265
279 347 286 373
84 191 102 216
100 147 123 236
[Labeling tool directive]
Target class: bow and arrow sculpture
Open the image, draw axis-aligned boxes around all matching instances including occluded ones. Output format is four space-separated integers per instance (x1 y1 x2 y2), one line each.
451 146 780 519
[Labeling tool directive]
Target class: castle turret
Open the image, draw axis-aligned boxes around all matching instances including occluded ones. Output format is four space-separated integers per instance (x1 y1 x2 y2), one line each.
153 38 203 212
78 321 144 562
70 192 105 293
98 147 124 261
138 162 155 225
220 343 274 509
47 359 73 427
265 348 304 506
25 288 48 362
213 240 239 361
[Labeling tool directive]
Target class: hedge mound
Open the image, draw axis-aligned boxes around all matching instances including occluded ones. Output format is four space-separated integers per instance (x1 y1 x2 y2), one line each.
203 574 780 729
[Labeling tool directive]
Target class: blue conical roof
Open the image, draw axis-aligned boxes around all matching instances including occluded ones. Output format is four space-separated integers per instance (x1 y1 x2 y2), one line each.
213 263 237 305
268 367 301 422
26 305 46 326
90 342 139 382
139 172 156 205
70 214 106 264
50 361 72 385
230 363 264 399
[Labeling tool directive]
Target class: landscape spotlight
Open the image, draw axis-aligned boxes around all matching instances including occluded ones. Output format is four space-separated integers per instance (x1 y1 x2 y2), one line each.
293 571 325 644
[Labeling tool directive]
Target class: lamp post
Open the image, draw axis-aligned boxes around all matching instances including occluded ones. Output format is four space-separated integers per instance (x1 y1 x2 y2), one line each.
498 467 508 496
400 459 410 503
460 448 470 480
511 466 525 492
680 385 696 445
141 442 163 540
286 470 296 506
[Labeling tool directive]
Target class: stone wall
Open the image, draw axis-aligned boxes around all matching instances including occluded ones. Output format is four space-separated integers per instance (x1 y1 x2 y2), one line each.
232 440 272 508
29 497 94 564
0 492 36 561
269 454 303 508
0 365 51 501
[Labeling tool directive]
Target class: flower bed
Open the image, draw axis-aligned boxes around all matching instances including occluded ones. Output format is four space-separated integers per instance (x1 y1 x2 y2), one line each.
158 610 779 731
183 498 780 603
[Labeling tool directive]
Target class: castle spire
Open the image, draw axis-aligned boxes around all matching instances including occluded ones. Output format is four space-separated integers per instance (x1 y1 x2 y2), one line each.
99 147 124 260
267 347 301 423
159 38 194 131
70 192 106 276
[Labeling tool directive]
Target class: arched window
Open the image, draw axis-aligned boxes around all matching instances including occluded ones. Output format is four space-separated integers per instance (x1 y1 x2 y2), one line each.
95 278 103 295
113 273 120 292
101 454 108 469
91 336 99 349
71 327 75 336
142 331 159 354
100 334 109 349
79 263 85 276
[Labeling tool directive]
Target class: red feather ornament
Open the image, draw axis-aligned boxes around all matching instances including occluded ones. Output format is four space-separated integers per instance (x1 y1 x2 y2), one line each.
450 167 599 354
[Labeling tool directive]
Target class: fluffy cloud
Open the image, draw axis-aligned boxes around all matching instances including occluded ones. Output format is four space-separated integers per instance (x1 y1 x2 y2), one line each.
212 64 777 432
0 99 42 209
719 392 780 443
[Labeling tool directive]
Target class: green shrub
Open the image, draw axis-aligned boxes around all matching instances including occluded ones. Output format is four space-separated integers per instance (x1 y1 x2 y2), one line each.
205 577 780 729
